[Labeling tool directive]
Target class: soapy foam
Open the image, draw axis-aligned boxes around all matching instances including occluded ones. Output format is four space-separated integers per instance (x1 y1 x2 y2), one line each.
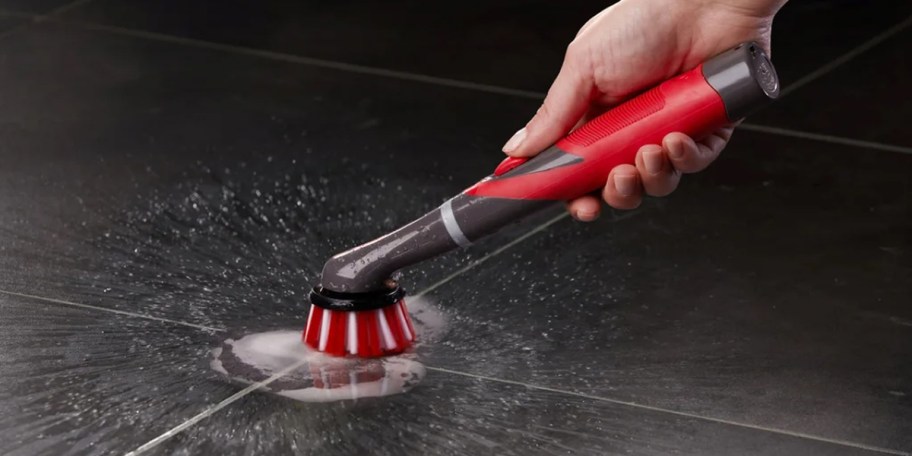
211 296 446 403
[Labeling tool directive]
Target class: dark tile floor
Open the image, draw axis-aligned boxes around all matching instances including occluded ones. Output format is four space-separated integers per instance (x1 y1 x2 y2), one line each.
428 132 912 448
0 20 549 325
0 0 74 14
0 293 876 456
0 294 225 455
56 0 912 93
0 1 910 455
753 27 912 146
0 19 19 35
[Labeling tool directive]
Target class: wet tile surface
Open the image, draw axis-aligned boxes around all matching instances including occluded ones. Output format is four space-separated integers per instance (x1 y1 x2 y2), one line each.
149 370 880 456
770 1 912 87
0 293 879 456
63 0 912 93
0 1 910 455
0 293 228 456
424 131 912 450
753 28 912 145
0 21 548 328
0 0 74 13
0 15 22 32
64 0 599 92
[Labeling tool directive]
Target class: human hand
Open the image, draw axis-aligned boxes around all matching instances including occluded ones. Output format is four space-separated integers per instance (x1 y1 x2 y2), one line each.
502 0 786 220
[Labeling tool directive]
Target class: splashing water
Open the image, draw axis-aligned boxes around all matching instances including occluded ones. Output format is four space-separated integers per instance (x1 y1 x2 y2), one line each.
210 297 447 403
1 159 558 455
212 332 424 403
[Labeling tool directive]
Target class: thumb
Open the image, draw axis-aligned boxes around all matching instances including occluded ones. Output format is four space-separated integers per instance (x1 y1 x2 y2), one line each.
502 62 592 157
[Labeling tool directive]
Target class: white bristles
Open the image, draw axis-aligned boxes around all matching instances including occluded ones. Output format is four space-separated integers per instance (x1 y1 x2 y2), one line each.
346 312 358 355
303 304 316 342
303 300 417 357
395 303 413 341
377 309 396 350
318 309 331 351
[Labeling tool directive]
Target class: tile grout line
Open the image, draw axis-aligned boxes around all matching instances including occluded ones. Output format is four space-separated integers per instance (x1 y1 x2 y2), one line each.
125 358 310 456
0 0 97 40
10 277 910 456
424 366 912 456
0 7 903 453
412 211 569 299
738 124 912 155
122 212 571 454
414 208 644 299
0 289 225 332
42 0 99 17
0 214 574 335
0 12 908 154
779 13 912 97
60 18 545 101
115 204 911 449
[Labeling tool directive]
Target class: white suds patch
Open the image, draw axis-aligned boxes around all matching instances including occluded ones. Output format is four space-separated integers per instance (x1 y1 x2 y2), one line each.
211 296 447 403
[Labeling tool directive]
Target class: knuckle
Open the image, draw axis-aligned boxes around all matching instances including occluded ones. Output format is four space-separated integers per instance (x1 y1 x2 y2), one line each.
528 104 553 129
564 41 594 74
565 40 585 61
535 102 552 120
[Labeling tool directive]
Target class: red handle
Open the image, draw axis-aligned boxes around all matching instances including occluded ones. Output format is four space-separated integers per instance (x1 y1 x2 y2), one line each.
466 64 729 201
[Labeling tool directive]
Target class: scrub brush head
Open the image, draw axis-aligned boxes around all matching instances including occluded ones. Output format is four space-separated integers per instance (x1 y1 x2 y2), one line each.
303 283 416 357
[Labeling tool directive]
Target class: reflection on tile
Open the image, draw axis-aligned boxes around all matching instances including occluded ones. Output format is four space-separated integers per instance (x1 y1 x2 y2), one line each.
0 21 550 332
754 28 912 145
419 132 912 451
1 2 909 455
0 293 231 455
771 1 912 86
65 0 599 92
0 0 76 13
0 292 875 455
64 1 912 93
153 365 874 456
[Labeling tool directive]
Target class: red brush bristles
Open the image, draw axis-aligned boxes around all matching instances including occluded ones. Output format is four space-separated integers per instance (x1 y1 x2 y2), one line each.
303 300 416 357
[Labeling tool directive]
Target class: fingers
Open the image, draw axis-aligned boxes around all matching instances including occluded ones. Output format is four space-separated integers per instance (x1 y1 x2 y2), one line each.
562 126 736 214
502 49 592 158
635 144 681 197
602 165 643 210
566 195 602 222
663 127 733 174
598 127 734 210
572 153 669 216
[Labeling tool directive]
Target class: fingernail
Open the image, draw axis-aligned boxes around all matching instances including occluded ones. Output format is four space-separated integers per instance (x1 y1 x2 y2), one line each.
502 127 527 153
576 209 598 222
667 141 685 159
615 174 636 197
643 148 663 175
